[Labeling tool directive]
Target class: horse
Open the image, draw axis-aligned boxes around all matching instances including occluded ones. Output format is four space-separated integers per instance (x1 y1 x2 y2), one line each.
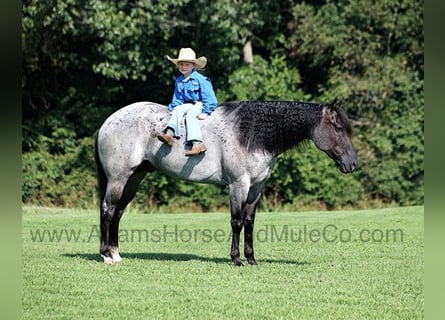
95 100 358 266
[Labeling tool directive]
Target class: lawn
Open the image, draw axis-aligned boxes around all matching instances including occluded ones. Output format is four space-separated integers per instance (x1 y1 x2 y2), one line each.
22 206 423 319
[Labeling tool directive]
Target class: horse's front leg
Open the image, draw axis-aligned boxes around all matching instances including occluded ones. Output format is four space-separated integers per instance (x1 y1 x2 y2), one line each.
243 191 262 265
229 181 249 266
230 209 243 266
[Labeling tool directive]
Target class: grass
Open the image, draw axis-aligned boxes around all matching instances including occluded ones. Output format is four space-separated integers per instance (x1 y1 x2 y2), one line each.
22 206 423 319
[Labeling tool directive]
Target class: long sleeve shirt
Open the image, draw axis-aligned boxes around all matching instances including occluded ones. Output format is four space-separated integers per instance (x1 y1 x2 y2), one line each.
168 70 218 115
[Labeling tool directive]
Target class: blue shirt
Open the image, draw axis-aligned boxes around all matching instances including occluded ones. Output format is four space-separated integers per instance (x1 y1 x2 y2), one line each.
168 70 218 115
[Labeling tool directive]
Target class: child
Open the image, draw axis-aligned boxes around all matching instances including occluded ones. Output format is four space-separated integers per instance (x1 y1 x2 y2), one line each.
158 47 218 156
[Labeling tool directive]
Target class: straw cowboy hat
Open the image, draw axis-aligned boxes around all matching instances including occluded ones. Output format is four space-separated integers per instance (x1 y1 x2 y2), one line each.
166 48 207 70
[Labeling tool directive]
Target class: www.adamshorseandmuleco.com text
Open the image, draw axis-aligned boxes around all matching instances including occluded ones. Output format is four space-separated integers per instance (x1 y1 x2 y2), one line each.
28 224 404 244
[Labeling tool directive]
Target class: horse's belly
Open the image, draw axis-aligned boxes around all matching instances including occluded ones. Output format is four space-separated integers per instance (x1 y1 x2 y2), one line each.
148 152 225 185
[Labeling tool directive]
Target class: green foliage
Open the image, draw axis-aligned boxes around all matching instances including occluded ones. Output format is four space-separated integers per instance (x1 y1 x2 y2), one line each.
265 145 365 210
285 0 423 207
22 131 97 208
220 55 308 101
22 0 423 210
358 71 424 204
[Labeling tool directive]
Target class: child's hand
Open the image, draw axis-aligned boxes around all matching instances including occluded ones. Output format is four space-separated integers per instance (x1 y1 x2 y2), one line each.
197 113 208 120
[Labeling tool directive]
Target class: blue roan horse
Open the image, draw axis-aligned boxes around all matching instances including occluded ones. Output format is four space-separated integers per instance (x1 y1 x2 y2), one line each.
95 100 358 265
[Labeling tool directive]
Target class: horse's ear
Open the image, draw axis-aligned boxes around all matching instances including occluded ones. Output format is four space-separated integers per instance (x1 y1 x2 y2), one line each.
330 97 343 109
331 97 339 105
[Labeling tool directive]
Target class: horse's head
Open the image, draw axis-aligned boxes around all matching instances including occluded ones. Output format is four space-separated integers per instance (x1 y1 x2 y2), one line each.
312 101 358 173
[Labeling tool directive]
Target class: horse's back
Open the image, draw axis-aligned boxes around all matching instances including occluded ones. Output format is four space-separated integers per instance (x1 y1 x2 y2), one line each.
96 101 275 186
96 102 227 183
98 102 167 134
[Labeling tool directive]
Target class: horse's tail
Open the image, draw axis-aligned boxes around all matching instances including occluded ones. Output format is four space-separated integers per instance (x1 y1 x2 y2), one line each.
94 134 107 207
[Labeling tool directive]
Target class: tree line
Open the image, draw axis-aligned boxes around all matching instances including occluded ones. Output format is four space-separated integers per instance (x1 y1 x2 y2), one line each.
22 0 423 211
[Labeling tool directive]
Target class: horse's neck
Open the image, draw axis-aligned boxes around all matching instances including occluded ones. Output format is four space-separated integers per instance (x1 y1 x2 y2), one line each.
232 102 322 154
281 103 320 134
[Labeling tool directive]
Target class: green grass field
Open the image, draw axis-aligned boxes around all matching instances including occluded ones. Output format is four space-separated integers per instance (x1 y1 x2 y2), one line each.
22 206 423 319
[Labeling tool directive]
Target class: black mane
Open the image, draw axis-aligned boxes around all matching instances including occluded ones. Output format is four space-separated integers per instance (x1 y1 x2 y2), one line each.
220 101 324 154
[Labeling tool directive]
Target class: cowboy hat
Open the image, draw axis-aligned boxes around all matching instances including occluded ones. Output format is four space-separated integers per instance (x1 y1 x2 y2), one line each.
166 48 207 70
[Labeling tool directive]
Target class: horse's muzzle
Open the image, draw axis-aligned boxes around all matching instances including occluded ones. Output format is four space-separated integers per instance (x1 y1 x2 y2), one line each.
339 161 357 173
338 154 358 173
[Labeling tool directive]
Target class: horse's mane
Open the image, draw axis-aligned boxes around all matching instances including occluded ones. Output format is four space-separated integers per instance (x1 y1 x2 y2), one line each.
219 100 353 154
220 100 324 154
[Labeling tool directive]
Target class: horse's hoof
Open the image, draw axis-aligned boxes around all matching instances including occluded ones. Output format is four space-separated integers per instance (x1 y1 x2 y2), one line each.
110 249 123 263
232 257 244 266
102 255 114 265
112 255 123 263
247 258 257 265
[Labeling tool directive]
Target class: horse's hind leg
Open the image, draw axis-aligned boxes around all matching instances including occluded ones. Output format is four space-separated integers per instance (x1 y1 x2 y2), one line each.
100 161 152 264
100 180 125 264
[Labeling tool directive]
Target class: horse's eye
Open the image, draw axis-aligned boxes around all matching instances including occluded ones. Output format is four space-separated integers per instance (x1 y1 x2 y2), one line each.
334 125 343 133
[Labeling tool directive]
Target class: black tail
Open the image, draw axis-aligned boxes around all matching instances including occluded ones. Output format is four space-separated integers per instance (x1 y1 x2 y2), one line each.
94 134 107 207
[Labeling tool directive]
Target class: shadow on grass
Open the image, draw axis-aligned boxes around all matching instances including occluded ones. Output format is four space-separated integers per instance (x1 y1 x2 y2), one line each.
62 252 309 266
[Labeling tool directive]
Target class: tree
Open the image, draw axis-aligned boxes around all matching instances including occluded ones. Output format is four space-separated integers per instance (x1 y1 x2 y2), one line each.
22 0 423 209
285 0 423 205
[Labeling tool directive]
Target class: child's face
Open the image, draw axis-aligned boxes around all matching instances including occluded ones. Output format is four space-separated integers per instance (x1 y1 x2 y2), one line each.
177 61 195 76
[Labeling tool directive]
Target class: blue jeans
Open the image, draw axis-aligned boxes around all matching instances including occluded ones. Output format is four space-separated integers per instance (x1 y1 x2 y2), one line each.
167 102 203 142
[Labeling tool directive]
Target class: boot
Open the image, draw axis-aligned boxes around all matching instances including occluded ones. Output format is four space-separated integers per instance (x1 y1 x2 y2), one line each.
157 133 174 146
185 142 207 156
